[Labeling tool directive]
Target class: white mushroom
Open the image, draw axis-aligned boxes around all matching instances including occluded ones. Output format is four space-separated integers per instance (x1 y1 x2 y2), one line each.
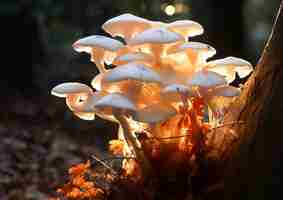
129 27 184 45
161 83 198 104
95 93 152 175
162 84 190 94
113 52 153 65
103 62 161 84
167 42 216 67
102 13 152 43
65 92 103 113
209 85 240 97
51 82 109 121
206 57 253 83
166 20 204 39
187 70 226 88
51 13 256 172
51 82 92 98
72 35 124 72
73 112 95 121
128 27 184 58
94 93 137 114
133 103 177 123
91 73 105 91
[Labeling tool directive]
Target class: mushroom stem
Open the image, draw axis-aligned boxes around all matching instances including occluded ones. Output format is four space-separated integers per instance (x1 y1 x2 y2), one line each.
93 61 106 73
113 111 153 178
178 90 189 111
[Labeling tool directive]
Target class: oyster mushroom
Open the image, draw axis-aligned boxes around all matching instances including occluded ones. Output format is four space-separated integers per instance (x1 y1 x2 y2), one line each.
51 82 117 121
113 52 153 65
166 20 204 40
94 93 152 175
51 13 255 178
161 83 198 107
103 62 162 84
51 82 92 98
209 85 240 97
51 82 98 120
206 56 253 83
187 70 227 88
128 27 184 59
72 35 124 73
167 42 216 67
102 13 152 43
133 102 177 123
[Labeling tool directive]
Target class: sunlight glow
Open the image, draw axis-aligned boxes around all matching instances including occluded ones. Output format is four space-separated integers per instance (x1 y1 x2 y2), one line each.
164 5 176 16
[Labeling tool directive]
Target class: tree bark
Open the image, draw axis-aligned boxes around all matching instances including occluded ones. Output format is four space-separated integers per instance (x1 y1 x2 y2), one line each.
225 1 283 199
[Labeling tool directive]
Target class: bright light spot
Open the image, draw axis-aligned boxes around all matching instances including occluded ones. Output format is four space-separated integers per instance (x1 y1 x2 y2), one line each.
164 5 176 16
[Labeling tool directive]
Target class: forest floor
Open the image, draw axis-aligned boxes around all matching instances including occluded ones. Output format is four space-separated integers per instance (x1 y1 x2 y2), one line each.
0 94 115 200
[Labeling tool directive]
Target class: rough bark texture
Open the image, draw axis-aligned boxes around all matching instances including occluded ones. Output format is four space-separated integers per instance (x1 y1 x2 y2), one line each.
225 1 283 199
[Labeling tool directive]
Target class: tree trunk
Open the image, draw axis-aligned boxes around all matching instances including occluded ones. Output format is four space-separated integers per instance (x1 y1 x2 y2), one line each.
225 1 283 199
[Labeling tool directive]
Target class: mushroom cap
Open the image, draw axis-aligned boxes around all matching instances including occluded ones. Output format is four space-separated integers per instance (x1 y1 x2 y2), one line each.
65 92 105 113
102 13 152 42
64 91 119 122
206 65 236 83
74 112 95 120
91 73 105 91
162 83 190 94
51 82 92 98
94 93 137 113
209 86 240 97
72 35 124 53
207 57 253 79
166 20 204 38
104 62 161 83
161 84 198 103
113 52 153 65
133 103 177 123
208 56 251 66
188 70 226 88
167 42 216 57
128 27 184 45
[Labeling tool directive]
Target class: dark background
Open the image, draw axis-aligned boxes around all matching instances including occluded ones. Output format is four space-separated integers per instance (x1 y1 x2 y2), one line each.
0 0 280 199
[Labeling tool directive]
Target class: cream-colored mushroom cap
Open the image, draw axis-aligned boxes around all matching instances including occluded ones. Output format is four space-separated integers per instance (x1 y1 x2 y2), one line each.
73 112 95 121
207 57 253 82
73 35 124 53
209 86 240 97
91 73 105 91
113 52 153 65
102 13 151 43
188 70 226 88
162 83 198 97
166 20 204 39
72 35 124 72
168 42 216 57
94 93 137 113
64 91 106 121
51 82 92 98
133 103 177 123
128 27 184 45
65 91 107 115
167 42 216 67
162 84 190 94
104 62 161 83
161 84 198 103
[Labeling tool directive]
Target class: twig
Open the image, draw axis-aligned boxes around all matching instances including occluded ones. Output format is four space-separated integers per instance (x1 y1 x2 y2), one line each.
91 154 118 176
142 121 246 141
101 156 136 162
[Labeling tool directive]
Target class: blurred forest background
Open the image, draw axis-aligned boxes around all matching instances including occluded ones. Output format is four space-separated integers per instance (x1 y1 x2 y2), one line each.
0 0 281 199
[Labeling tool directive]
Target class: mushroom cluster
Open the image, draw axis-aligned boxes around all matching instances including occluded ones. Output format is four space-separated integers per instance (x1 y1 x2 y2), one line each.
51 14 253 178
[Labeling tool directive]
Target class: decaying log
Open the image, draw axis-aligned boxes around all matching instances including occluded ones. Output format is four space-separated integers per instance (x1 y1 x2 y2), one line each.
225 1 283 199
